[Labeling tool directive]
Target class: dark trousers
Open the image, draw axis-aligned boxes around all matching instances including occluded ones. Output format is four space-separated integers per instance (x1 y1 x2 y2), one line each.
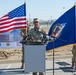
33 72 44 75
21 45 24 68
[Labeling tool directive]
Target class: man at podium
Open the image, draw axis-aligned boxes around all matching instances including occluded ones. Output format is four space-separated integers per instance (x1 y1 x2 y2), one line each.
26 18 47 75
26 18 47 45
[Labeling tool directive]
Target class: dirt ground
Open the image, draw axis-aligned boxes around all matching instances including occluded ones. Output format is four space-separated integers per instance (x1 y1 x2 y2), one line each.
0 44 73 61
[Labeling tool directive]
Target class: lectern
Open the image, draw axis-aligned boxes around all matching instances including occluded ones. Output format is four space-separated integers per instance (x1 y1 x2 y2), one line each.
24 44 46 75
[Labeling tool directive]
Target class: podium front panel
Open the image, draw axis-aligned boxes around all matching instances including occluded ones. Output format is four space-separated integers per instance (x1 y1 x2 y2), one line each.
24 45 45 72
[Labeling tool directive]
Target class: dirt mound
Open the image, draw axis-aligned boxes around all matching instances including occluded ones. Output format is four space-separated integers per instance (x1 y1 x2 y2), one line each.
0 48 22 59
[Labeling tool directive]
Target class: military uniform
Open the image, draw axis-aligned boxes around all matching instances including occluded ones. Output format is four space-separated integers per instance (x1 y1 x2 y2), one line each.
20 29 27 69
20 29 27 37
26 27 47 44
71 45 76 68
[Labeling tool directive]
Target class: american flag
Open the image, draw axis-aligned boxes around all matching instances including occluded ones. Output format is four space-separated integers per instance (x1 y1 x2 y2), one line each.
0 4 27 33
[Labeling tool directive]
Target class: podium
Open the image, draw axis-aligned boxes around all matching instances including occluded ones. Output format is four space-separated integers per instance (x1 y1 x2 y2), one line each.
24 44 46 75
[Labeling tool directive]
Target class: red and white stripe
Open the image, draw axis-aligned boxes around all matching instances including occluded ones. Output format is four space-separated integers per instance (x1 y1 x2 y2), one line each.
0 14 27 33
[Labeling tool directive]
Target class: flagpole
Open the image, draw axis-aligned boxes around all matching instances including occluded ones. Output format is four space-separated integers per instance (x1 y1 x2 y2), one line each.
53 40 55 75
24 1 27 36
24 1 27 74
74 2 76 43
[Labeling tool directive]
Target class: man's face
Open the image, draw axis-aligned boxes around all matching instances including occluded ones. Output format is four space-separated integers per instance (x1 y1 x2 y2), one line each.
34 21 40 28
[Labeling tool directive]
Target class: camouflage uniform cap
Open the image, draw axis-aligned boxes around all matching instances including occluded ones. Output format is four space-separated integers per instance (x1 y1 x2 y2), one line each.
33 18 39 22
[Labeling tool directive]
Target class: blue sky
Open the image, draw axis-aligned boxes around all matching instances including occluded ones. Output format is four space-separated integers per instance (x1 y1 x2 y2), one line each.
0 0 75 20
